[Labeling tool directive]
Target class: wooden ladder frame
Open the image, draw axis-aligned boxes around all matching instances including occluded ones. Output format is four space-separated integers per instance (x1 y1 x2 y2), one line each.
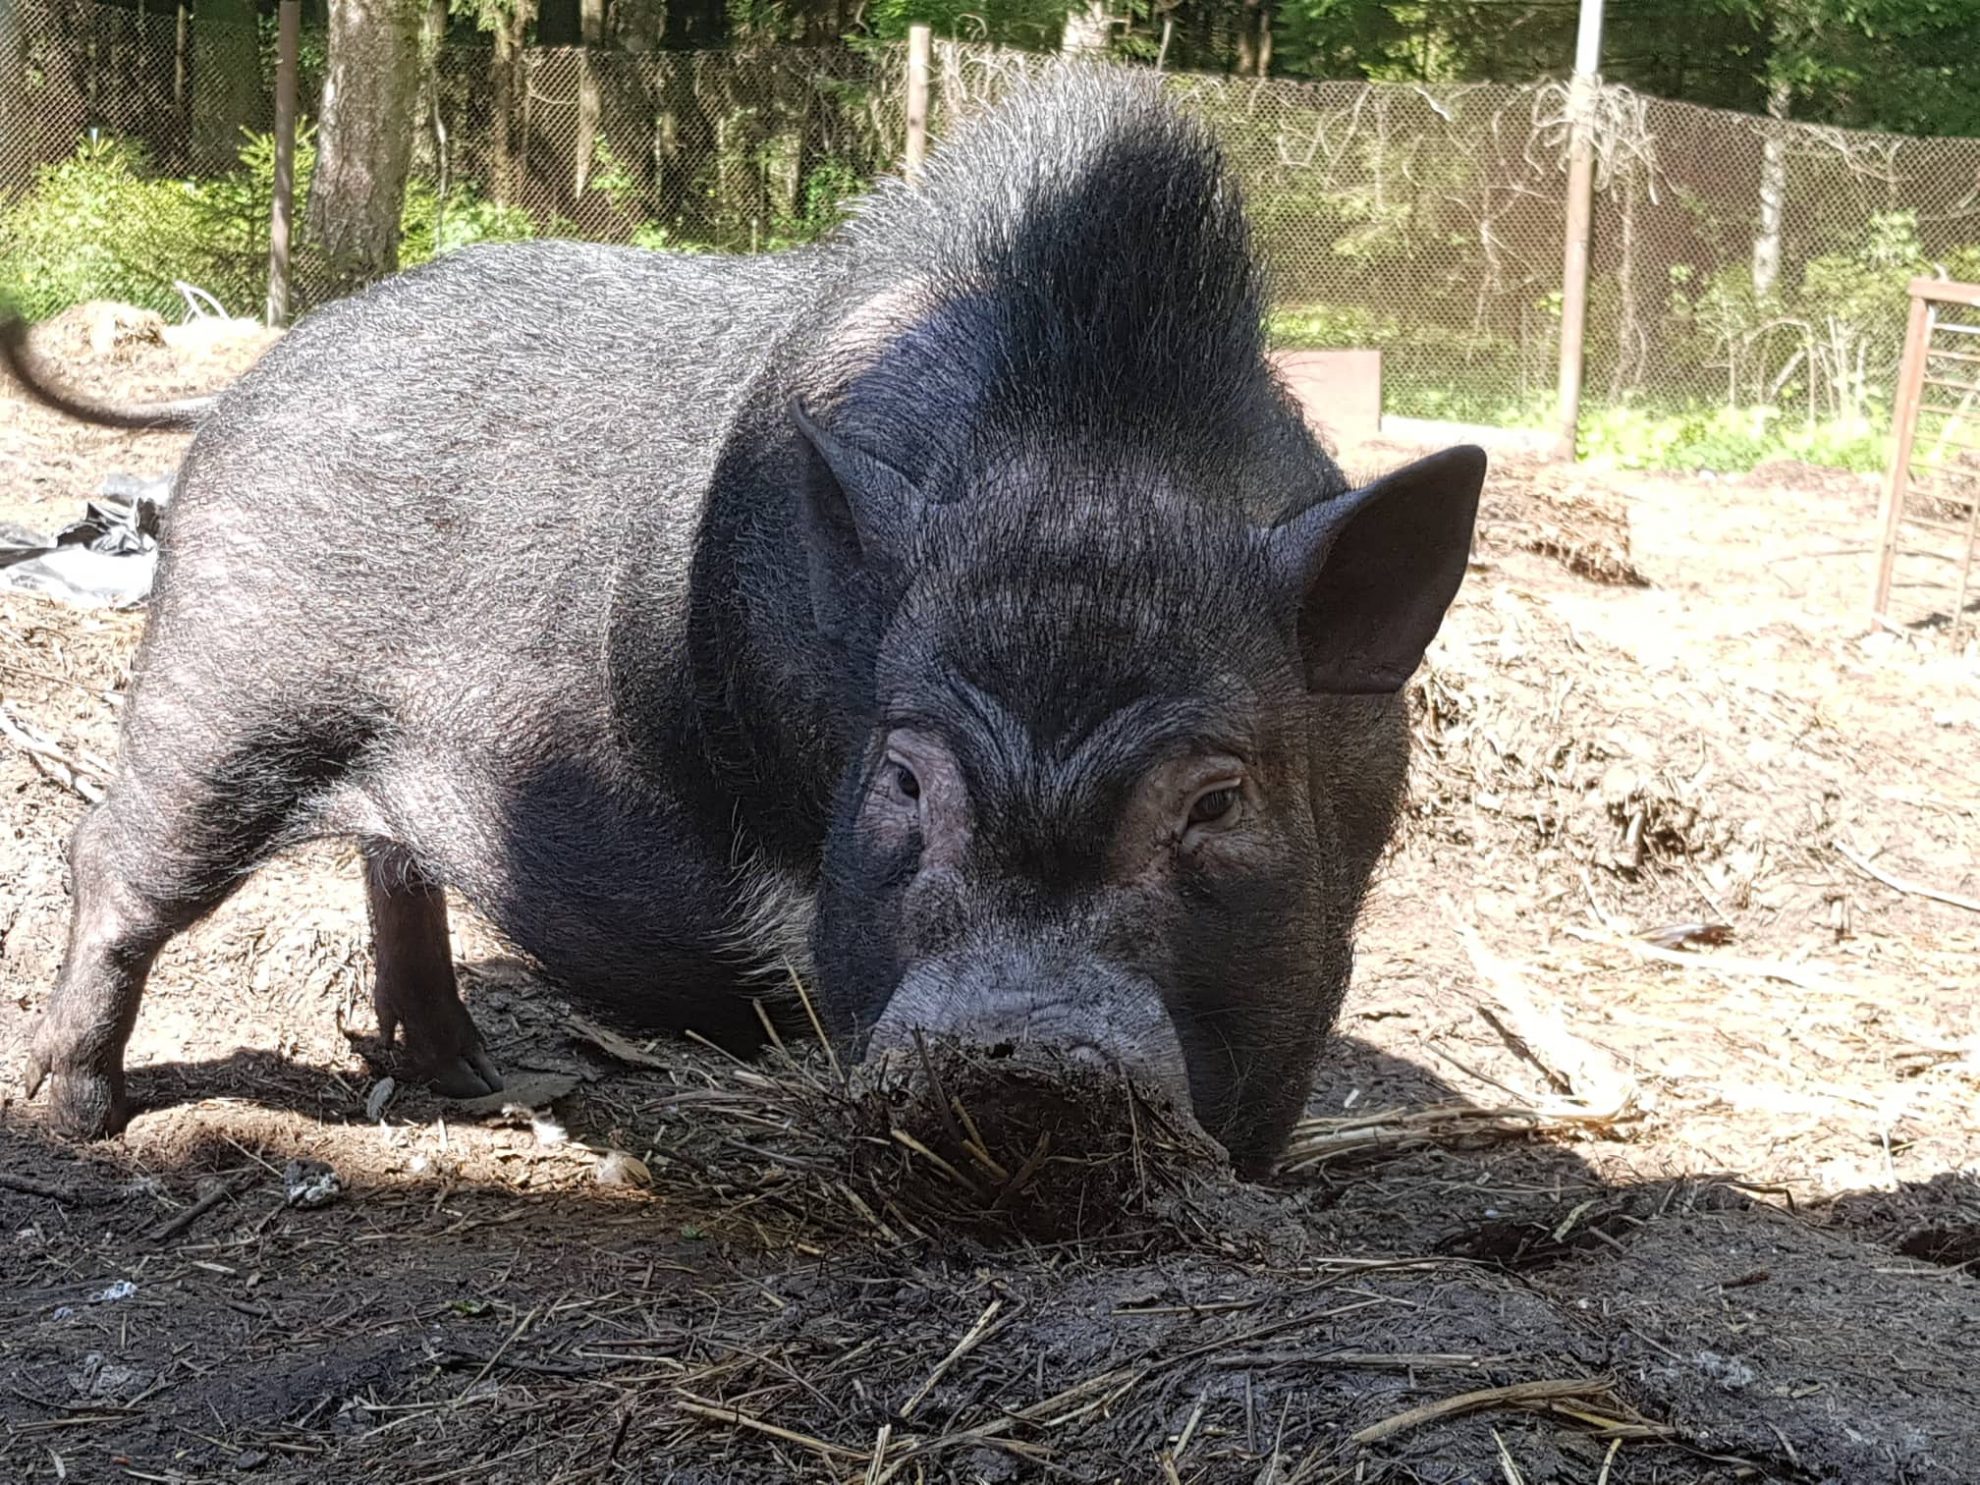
1873 276 1980 636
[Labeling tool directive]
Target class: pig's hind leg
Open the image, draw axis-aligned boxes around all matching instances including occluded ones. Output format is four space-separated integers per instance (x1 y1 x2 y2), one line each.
23 721 326 1138
363 842 500 1098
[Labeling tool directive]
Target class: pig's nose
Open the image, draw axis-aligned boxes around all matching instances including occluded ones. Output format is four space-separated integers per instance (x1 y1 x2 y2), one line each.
965 994 1118 1055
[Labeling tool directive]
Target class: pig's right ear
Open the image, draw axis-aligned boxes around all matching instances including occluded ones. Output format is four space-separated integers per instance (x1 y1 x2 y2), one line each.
790 400 919 638
1268 445 1486 694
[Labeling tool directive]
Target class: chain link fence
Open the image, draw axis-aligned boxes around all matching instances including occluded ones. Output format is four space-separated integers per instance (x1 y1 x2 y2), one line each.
8 0 1980 456
2 1 906 315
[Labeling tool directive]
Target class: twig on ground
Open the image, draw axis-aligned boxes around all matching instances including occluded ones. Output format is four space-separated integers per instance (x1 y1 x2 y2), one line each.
1279 1100 1637 1172
1836 841 1980 915
674 1393 868 1462
900 1299 1005 1420
0 701 105 802
1560 925 1837 991
566 1013 673 1069
1449 904 1635 1107
1350 1377 1615 1445
0 1169 112 1205
151 1173 256 1243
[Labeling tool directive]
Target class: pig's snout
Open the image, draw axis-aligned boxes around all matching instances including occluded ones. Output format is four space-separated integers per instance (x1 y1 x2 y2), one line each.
861 951 1196 1116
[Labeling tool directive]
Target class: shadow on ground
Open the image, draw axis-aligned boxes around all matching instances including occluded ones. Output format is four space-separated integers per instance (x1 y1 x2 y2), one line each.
4 978 1976 1485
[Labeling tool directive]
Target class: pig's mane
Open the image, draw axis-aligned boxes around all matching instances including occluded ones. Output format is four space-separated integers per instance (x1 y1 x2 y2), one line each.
817 64 1297 492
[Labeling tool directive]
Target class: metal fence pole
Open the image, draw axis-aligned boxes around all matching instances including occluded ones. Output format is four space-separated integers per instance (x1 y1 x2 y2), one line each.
1553 0 1604 462
904 24 931 182
264 0 300 326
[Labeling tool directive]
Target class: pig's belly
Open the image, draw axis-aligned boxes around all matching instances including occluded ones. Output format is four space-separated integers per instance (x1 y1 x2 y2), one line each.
351 716 807 1037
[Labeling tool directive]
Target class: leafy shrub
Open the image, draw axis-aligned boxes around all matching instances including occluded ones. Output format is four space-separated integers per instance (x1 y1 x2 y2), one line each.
628 222 716 254
1581 404 1888 474
1267 303 1401 348
0 128 315 321
794 158 862 237
397 178 538 269
2 139 219 319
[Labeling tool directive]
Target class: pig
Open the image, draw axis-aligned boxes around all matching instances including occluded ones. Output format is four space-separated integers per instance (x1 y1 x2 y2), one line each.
4 64 1483 1176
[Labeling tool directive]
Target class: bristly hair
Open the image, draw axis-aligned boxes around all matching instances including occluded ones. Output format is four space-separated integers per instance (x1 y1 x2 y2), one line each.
813 64 1299 494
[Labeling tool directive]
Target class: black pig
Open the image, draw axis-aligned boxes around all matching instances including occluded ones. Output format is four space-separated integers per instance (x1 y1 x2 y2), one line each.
6 66 1482 1175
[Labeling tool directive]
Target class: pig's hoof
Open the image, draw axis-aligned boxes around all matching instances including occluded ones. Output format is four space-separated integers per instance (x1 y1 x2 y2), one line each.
40 1069 130 1141
22 1046 48 1101
24 1030 129 1140
427 1048 503 1100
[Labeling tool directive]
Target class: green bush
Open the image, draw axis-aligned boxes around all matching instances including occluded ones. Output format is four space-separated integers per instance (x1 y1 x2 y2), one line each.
793 158 862 238
1 139 222 320
2 130 560 319
1267 303 1401 349
1580 404 1888 475
397 177 538 269
0 128 315 321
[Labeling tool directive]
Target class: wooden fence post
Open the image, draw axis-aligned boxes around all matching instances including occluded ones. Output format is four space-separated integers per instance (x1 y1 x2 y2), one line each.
265 0 300 327
1553 0 1604 462
904 24 931 182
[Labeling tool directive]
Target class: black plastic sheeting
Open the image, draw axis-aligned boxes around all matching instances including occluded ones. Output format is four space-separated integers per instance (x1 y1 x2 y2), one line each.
0 472 174 608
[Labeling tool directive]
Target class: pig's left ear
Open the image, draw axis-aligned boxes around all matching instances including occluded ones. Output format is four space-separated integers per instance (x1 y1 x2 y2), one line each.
790 400 919 638
1267 445 1485 694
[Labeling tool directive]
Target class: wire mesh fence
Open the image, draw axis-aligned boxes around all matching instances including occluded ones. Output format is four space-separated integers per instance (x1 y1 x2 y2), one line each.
8 0 1980 450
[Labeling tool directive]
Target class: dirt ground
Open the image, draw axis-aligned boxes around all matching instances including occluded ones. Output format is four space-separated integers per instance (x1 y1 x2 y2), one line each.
2 313 1977 1484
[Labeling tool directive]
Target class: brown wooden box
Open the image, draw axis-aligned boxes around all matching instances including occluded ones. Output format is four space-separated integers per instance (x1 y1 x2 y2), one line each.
1270 348 1383 443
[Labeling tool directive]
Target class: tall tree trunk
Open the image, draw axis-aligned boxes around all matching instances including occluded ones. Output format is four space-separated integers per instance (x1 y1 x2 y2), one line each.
1752 72 1791 299
1061 0 1111 55
191 0 261 169
172 1 190 167
573 0 603 197
1235 0 1270 75
417 0 448 195
658 0 724 238
309 0 425 284
488 0 537 207
491 22 515 204
1609 165 1642 400
1234 0 1254 72
608 0 662 220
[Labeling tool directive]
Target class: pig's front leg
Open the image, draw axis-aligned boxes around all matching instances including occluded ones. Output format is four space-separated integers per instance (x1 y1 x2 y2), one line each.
364 844 501 1099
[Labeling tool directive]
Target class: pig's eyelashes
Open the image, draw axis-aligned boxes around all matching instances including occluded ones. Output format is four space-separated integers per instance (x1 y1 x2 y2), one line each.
1184 781 1244 831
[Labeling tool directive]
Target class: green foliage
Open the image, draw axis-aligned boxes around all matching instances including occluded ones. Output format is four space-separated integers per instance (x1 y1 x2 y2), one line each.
1267 303 1401 348
397 178 539 269
862 0 1073 48
0 131 309 322
1265 0 1980 134
795 158 862 236
257 11 329 99
1390 384 1552 428
0 139 199 319
586 137 644 218
1581 404 1888 475
1270 301 1545 427
1660 212 1980 425
1 128 551 320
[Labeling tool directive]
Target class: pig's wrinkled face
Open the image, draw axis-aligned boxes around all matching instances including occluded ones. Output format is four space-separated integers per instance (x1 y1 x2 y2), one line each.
813 490 1377 1176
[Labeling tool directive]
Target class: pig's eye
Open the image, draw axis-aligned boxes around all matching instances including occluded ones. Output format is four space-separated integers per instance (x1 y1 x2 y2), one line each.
886 759 922 803
1185 783 1243 830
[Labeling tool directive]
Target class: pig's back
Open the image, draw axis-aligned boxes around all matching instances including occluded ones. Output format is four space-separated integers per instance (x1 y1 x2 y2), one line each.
127 239 830 831
164 240 820 621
